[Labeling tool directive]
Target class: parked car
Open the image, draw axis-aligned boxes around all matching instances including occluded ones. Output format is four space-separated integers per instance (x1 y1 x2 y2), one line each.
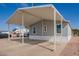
24 33 29 37
16 32 29 37
0 32 11 38
0 32 8 38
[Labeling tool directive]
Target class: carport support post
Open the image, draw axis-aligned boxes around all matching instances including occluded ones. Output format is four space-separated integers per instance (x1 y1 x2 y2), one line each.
61 17 63 43
21 15 24 44
53 8 56 50
8 24 11 41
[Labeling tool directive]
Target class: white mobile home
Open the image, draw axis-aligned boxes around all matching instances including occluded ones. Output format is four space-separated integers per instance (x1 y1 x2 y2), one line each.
7 4 72 43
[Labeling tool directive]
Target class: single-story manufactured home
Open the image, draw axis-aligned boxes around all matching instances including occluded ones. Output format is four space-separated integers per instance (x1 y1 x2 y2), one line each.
7 4 72 43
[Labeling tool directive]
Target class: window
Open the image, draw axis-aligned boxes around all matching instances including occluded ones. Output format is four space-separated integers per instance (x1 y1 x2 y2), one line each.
43 25 47 32
56 24 61 33
33 27 36 34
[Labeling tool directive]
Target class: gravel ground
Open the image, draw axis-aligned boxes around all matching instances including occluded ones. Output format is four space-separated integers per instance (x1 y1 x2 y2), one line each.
60 37 79 56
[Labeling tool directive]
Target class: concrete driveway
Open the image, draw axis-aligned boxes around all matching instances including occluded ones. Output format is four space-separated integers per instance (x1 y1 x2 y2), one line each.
0 38 67 56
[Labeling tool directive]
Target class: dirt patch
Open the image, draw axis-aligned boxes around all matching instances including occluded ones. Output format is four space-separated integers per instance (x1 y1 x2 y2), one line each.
60 37 79 56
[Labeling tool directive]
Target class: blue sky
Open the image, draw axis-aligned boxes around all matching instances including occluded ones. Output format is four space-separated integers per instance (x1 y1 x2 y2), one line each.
0 3 79 31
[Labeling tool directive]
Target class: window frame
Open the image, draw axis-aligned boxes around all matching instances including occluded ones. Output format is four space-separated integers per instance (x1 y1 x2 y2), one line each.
32 26 36 34
56 24 61 33
43 25 47 32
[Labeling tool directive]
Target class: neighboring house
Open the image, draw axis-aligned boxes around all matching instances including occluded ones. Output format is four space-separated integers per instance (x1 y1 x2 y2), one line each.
12 27 29 37
13 27 29 34
72 29 79 36
7 4 72 43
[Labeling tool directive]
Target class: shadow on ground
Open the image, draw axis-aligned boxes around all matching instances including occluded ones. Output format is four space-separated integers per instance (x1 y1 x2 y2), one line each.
10 38 54 52
11 38 47 45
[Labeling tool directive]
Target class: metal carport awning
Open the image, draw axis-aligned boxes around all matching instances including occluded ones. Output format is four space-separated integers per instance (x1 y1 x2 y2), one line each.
7 4 67 27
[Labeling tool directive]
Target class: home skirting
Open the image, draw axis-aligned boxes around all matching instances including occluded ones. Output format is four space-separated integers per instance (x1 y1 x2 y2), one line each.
29 35 69 42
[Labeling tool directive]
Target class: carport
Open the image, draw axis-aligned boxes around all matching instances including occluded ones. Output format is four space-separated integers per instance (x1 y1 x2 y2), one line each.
7 4 69 50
